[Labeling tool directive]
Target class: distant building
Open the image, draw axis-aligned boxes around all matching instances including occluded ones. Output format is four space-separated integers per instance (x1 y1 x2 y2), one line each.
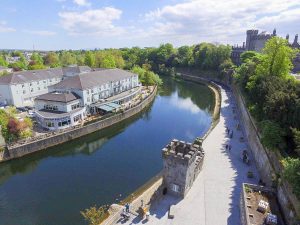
231 29 300 72
162 139 204 197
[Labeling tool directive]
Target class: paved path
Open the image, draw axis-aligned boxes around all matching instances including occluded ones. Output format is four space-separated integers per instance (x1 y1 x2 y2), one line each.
120 85 259 225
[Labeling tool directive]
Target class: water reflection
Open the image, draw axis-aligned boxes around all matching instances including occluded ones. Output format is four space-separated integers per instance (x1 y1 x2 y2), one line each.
0 77 214 225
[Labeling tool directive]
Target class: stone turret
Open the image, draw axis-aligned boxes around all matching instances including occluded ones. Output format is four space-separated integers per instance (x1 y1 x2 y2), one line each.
273 28 277 36
286 34 290 42
162 139 204 197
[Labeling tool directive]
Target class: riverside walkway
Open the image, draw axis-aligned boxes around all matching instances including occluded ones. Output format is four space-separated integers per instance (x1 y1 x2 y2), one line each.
120 84 259 225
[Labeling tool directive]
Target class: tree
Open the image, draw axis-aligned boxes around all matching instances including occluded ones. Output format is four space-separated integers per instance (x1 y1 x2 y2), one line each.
81 205 109 225
282 158 300 198
292 128 300 156
44 52 60 68
259 120 285 151
0 55 8 67
60 51 77 66
84 51 95 67
240 51 259 63
256 37 296 79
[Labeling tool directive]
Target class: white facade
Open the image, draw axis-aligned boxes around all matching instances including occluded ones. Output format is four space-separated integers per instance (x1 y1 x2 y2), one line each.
35 97 85 130
0 75 63 107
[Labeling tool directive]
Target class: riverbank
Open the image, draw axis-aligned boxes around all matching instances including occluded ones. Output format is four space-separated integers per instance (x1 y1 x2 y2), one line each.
101 76 221 224
0 86 157 163
114 74 259 225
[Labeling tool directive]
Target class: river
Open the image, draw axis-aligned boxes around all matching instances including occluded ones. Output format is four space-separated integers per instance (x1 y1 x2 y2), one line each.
0 77 214 225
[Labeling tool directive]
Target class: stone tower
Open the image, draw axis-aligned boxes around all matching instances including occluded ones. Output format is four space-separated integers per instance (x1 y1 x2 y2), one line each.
162 139 204 197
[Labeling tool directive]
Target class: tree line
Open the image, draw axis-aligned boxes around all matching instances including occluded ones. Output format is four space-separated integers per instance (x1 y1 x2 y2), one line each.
234 37 300 198
0 43 232 85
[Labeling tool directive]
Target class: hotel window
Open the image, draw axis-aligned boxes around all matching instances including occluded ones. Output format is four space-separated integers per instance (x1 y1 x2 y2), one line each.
71 103 80 110
91 89 94 94
29 83 32 86
73 115 81 123
87 90 89 94
37 81 39 85
23 90 26 94
22 84 25 88
31 88 33 92
38 87 40 91
47 122 54 127
87 97 90 102
43 80 46 83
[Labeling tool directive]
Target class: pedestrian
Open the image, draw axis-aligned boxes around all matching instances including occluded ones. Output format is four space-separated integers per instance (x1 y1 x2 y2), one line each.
225 144 228 150
125 203 130 213
228 145 232 151
230 130 233 138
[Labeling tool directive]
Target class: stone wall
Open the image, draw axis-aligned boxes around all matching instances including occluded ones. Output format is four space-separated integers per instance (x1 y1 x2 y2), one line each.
2 86 157 162
232 85 300 224
180 73 299 224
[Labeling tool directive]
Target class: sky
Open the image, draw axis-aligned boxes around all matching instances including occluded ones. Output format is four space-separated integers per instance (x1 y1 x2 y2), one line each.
0 0 300 50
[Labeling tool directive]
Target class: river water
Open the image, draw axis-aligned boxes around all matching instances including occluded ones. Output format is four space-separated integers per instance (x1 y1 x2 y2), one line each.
0 77 214 225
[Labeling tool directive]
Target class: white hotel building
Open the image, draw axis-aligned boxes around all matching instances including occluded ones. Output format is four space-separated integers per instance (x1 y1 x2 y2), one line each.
0 66 141 130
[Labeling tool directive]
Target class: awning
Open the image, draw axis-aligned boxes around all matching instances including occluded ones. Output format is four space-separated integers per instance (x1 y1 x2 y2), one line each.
97 105 115 112
106 102 121 109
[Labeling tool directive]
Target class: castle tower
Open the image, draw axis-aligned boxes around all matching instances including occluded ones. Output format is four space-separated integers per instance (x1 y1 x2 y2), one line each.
246 30 258 51
273 28 277 36
294 34 299 45
162 139 204 197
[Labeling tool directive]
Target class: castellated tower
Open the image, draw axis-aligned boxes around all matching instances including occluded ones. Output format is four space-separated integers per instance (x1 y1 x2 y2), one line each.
162 139 205 197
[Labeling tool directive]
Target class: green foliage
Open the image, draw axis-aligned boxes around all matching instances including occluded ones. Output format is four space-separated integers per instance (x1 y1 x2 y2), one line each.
84 51 95 67
60 51 77 66
291 128 300 156
282 158 300 198
240 51 259 63
131 65 162 86
0 55 8 67
44 52 60 68
259 120 284 151
80 205 109 225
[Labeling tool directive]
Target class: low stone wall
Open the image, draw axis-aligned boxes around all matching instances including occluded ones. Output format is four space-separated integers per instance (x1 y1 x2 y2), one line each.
2 87 157 162
102 176 163 225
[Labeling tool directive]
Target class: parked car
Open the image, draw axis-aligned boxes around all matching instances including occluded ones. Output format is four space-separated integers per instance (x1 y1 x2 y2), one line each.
28 111 35 118
16 107 27 112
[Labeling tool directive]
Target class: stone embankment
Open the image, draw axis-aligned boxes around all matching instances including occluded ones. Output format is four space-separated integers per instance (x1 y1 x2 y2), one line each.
0 86 157 162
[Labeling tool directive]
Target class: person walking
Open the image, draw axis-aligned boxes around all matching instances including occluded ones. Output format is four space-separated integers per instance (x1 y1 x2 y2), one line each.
125 203 130 213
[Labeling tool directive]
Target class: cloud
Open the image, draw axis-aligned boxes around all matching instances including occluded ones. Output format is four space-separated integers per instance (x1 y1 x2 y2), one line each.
140 0 300 45
59 7 124 36
0 21 15 33
23 30 57 36
73 0 90 6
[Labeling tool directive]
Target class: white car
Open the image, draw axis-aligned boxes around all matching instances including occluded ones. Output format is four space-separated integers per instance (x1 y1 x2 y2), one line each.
28 111 35 118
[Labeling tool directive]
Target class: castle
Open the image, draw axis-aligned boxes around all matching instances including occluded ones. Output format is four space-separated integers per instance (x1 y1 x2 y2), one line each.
231 29 300 72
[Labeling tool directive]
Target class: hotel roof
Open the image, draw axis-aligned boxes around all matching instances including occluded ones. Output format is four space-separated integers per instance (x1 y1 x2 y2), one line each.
0 68 64 85
52 68 137 90
35 92 80 103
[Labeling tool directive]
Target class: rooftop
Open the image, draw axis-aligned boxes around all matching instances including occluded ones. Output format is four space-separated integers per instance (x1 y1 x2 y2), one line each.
0 68 63 85
35 107 84 119
35 92 80 103
52 68 137 91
